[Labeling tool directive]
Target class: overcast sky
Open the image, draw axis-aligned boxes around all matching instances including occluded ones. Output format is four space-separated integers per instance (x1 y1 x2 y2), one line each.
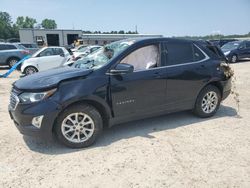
1 0 250 36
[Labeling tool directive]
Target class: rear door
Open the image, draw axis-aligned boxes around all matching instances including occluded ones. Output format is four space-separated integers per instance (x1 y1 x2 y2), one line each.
110 43 168 118
164 40 211 110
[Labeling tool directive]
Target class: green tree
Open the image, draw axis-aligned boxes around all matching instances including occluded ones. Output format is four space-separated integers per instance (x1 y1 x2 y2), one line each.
16 16 37 28
41 19 57 29
0 12 13 39
118 30 125 34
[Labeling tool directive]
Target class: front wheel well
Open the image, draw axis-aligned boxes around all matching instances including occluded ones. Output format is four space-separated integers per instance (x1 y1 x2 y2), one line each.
53 100 110 133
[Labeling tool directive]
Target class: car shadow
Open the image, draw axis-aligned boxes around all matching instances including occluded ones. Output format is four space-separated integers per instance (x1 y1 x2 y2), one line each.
23 105 239 155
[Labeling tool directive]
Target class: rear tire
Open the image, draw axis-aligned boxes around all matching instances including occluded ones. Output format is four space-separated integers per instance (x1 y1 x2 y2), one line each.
54 104 103 148
193 85 221 118
24 66 38 75
8 57 20 68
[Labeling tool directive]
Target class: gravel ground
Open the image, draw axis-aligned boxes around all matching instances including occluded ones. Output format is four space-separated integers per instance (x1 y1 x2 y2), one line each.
0 62 250 188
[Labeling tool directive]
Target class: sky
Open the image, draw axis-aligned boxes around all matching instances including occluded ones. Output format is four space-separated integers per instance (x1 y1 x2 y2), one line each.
1 0 250 37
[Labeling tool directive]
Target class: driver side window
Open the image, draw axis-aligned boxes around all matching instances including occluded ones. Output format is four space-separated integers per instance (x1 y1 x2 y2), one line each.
120 45 160 71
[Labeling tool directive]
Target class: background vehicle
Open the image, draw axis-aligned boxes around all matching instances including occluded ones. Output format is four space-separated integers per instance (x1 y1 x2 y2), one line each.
209 39 238 47
0 43 31 68
73 45 102 59
21 46 72 75
15 43 39 54
71 44 88 52
222 40 250 63
9 38 231 148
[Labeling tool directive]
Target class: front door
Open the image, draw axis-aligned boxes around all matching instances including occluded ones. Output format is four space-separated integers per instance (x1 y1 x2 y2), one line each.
110 44 167 118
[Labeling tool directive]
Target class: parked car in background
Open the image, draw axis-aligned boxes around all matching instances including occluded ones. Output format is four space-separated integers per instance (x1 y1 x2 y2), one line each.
71 44 88 52
9 38 232 148
73 45 102 59
21 47 72 75
16 43 39 54
0 43 31 68
209 39 238 47
222 40 250 63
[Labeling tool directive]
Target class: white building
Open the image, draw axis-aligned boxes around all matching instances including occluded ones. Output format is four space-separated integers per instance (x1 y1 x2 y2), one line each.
19 29 82 46
19 29 163 47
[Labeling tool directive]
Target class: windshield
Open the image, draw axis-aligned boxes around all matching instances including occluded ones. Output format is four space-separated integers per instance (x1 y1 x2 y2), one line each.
221 41 241 52
74 40 135 70
77 46 89 52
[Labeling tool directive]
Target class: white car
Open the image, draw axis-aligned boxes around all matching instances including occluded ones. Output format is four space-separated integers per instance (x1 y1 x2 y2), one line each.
73 45 102 59
71 45 87 52
21 47 72 75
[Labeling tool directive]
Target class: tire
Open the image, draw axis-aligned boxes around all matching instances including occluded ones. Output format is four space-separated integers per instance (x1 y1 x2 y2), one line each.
24 66 38 75
8 57 20 68
54 104 103 148
193 85 221 118
230 54 238 63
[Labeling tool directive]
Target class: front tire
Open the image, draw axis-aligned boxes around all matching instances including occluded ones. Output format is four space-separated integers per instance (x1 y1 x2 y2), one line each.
193 85 221 118
54 104 103 148
24 66 38 75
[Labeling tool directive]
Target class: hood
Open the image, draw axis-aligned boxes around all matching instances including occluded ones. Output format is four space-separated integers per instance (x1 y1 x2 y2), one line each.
14 66 93 91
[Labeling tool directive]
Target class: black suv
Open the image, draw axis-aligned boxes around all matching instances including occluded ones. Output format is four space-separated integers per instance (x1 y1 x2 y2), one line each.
9 38 232 148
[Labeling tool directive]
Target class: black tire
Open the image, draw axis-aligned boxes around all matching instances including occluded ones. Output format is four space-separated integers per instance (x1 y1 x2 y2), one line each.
193 85 221 118
8 57 20 68
230 54 238 63
24 66 38 75
54 104 103 148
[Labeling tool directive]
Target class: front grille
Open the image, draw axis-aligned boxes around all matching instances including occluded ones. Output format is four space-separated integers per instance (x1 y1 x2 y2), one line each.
9 88 21 110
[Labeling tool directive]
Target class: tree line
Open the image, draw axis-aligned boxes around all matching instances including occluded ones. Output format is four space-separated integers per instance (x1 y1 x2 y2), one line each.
0 12 57 39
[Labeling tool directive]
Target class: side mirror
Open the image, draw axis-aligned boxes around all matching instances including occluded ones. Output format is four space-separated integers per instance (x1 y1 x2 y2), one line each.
109 63 134 75
60 53 65 57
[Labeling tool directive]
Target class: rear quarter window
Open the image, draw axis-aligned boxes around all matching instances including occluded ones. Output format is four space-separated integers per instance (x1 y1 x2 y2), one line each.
0 44 17 50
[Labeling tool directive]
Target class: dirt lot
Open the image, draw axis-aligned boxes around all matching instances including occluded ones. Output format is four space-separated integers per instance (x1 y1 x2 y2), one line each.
0 62 250 188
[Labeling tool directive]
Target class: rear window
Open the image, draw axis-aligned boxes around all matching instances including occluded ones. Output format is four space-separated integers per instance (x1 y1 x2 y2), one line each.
0 44 17 50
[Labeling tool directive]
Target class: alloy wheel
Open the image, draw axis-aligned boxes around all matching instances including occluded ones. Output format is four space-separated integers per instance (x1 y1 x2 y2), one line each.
61 112 95 143
9 59 18 67
201 91 218 114
25 67 37 75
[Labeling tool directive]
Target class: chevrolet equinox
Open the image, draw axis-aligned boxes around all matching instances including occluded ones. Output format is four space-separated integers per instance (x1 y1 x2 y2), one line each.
9 38 232 148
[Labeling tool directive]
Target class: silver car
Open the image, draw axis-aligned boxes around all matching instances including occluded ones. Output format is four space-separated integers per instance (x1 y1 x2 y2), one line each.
0 43 31 68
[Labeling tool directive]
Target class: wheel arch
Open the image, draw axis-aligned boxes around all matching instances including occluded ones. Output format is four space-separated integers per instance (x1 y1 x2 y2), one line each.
194 81 223 108
52 98 111 133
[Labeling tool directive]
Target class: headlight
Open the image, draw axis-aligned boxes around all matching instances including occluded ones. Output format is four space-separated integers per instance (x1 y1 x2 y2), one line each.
224 51 231 56
19 88 57 103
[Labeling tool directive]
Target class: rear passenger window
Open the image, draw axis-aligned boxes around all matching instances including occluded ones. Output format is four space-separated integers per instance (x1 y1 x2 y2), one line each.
165 41 193 65
193 45 205 61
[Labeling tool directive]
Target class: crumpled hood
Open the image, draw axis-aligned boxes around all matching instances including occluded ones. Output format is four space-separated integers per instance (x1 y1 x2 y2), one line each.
14 67 92 91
